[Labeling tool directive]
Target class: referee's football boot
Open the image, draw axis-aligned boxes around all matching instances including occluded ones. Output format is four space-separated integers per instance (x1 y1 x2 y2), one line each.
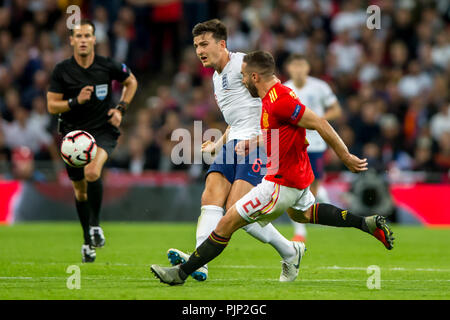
89 226 105 248
151 265 185 286
81 244 96 263
280 241 306 282
167 248 208 281
365 215 395 250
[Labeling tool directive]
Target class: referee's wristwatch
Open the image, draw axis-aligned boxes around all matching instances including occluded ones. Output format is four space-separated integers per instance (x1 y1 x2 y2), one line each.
68 97 80 110
115 101 128 115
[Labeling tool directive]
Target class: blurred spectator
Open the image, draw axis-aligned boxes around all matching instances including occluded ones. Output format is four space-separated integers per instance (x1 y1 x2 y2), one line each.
412 136 438 171
362 142 383 172
1 89 22 123
127 134 148 175
0 124 10 163
431 30 450 71
430 102 450 142
398 60 433 99
435 131 450 171
352 101 381 155
127 0 183 73
93 6 110 44
171 72 193 107
1 106 57 161
29 95 52 134
328 29 363 75
330 0 366 39
8 146 46 181
379 114 404 168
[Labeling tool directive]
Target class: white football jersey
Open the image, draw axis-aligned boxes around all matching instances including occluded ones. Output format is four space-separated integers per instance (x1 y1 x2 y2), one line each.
213 52 262 141
284 77 338 152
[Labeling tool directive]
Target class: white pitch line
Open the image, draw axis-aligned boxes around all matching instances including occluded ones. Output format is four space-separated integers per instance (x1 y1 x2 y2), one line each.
1 277 449 283
211 279 450 282
7 262 450 273
219 265 450 272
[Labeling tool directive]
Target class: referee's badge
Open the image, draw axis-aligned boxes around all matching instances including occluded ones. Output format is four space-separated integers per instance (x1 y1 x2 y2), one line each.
95 84 108 100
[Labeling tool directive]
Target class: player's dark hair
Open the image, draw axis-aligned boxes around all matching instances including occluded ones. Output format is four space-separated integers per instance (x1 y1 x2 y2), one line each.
243 51 275 78
70 19 96 36
192 19 227 42
286 53 308 65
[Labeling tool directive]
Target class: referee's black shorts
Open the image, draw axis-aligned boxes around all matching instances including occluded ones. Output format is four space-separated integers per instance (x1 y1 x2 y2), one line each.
63 124 120 181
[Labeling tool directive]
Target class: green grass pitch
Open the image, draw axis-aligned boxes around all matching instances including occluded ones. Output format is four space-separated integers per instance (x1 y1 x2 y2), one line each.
1 222 449 300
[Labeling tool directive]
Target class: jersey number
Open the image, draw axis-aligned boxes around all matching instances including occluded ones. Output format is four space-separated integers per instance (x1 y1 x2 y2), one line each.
252 158 262 173
242 197 261 213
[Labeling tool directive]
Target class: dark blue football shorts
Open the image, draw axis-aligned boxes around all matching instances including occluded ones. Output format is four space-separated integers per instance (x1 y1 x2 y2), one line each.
206 139 267 186
308 151 325 180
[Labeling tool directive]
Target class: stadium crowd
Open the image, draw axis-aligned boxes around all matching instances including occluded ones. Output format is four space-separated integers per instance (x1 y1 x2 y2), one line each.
0 0 449 181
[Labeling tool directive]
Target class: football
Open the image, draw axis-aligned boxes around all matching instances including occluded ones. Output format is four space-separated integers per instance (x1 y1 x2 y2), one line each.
60 130 97 167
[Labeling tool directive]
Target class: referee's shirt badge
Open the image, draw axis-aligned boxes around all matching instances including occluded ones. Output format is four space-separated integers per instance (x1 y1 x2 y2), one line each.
95 84 108 100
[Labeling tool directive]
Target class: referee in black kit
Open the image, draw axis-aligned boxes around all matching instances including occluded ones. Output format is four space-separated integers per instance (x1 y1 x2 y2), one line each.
47 19 138 262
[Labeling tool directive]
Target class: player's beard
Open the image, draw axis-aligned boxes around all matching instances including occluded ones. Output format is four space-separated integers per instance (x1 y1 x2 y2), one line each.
245 81 259 98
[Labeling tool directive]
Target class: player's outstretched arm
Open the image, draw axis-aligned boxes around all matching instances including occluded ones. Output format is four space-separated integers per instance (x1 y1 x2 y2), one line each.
297 107 368 173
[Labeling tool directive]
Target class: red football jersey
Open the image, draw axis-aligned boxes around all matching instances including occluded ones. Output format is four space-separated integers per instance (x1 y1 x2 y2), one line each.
261 82 314 190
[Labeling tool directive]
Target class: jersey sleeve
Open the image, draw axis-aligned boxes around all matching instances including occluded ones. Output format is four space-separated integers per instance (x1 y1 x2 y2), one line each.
48 64 65 93
108 58 131 82
272 93 307 125
320 81 338 107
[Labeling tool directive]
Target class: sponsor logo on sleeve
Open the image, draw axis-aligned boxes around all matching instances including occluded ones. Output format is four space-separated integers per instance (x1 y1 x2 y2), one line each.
291 104 302 121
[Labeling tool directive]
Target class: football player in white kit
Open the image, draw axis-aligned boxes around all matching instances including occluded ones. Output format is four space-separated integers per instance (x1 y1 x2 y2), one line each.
284 54 342 242
166 19 302 282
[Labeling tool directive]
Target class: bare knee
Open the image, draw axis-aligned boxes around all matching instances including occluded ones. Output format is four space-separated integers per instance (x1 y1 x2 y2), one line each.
201 174 230 206
84 166 101 182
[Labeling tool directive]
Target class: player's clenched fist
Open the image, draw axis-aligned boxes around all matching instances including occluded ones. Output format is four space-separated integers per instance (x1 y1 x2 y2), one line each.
77 85 94 104
201 140 217 155
342 153 368 173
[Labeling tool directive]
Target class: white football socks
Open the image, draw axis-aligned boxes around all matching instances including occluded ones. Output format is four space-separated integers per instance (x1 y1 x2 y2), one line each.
243 223 297 263
196 205 224 248
291 221 307 237
196 206 297 263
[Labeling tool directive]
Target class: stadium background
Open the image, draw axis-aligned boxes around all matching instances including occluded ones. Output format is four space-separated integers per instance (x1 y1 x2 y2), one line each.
0 0 449 226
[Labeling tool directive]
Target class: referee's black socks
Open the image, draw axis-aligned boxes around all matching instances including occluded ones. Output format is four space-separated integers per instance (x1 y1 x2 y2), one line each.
75 198 92 245
179 231 230 280
309 203 369 232
87 178 103 226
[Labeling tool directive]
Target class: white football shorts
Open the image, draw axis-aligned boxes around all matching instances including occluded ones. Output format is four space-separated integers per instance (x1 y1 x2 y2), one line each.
235 178 315 226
